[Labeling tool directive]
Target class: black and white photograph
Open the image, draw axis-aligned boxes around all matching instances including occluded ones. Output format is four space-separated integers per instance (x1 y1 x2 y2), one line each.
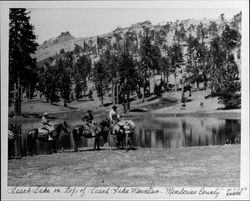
1 0 249 200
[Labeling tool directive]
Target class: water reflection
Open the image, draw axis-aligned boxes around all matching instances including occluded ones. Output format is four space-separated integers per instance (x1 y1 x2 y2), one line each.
9 115 241 155
134 116 241 148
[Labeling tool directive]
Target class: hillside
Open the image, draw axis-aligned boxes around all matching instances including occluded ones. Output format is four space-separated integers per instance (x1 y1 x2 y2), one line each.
34 13 241 63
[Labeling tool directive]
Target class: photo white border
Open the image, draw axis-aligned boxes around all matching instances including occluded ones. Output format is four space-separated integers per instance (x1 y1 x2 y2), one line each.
1 1 249 200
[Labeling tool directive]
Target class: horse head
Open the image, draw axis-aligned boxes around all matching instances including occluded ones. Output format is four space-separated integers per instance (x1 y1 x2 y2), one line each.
52 121 71 139
99 117 112 132
62 121 71 135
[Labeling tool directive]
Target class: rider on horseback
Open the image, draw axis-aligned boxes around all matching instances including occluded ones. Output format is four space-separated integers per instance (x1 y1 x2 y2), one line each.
82 110 95 135
82 109 94 124
109 105 120 134
41 112 54 140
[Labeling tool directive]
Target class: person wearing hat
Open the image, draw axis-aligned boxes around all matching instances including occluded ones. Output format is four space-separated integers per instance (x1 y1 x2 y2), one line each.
41 112 54 135
109 105 120 122
82 109 95 132
109 105 120 134
86 110 94 124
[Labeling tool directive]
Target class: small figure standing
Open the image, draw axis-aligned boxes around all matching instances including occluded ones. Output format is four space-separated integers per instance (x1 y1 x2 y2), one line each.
88 89 93 101
200 101 204 108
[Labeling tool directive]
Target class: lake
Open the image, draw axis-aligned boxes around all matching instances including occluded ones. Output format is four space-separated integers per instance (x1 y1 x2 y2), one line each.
8 113 241 155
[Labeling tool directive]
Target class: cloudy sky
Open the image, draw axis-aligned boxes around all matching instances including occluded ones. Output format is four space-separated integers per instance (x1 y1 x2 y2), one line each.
28 8 240 44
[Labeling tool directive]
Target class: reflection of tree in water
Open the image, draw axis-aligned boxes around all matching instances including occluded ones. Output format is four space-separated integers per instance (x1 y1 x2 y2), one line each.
212 128 217 145
131 116 240 148
225 119 241 144
155 129 164 148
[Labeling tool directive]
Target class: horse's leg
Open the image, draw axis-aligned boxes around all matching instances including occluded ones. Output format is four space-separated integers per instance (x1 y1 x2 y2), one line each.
52 140 57 153
128 133 133 150
94 136 100 150
104 132 109 147
73 138 78 152
116 135 120 149
29 132 37 156
125 133 128 151
31 137 36 155
8 140 12 159
33 131 39 155
94 137 97 150
73 129 79 152
121 135 124 149
47 140 52 154
97 136 100 150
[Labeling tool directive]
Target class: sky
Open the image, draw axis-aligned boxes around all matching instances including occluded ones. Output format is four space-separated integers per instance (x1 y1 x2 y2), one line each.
28 8 240 44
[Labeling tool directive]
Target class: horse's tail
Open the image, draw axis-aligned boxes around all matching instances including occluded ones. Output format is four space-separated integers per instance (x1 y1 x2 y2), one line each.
72 127 80 141
27 128 38 155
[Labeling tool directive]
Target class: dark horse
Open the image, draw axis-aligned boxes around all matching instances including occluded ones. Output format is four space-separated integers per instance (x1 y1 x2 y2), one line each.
27 121 70 155
8 124 19 159
72 117 111 151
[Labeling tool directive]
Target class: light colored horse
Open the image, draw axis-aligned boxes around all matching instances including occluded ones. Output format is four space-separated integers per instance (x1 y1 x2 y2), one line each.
112 119 135 151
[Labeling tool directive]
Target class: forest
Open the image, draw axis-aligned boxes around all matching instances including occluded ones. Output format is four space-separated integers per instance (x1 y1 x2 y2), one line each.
9 9 242 115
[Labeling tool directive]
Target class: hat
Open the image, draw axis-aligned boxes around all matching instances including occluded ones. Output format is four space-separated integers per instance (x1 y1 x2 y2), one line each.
112 105 117 109
43 112 49 116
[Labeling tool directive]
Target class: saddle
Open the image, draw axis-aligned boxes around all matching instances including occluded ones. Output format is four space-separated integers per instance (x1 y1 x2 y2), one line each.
38 127 49 135
8 130 15 140
81 123 95 137
117 120 135 134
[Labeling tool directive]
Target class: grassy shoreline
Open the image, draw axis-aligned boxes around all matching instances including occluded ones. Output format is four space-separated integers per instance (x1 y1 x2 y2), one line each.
8 144 240 187
8 89 241 124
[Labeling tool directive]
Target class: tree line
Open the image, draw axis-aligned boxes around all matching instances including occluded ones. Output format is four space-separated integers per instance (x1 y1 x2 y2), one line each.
9 9 241 115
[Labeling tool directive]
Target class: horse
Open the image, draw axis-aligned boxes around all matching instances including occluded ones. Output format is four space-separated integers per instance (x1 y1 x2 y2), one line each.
112 119 135 151
8 124 18 141
8 124 19 159
27 121 70 155
72 117 112 151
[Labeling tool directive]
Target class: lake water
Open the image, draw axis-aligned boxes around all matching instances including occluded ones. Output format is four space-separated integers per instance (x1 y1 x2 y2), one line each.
9 113 241 155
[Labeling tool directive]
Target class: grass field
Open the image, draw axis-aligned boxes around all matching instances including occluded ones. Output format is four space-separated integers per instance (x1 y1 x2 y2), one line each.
8 145 240 187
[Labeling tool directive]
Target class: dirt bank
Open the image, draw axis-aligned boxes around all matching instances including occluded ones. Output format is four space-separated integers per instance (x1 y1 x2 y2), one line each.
8 144 240 187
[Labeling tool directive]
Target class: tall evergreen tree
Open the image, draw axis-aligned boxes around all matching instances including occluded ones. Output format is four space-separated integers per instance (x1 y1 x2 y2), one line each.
38 63 60 104
208 25 240 108
168 43 184 92
73 54 92 99
9 8 38 115
139 29 162 102
118 44 137 112
57 57 71 106
93 59 107 106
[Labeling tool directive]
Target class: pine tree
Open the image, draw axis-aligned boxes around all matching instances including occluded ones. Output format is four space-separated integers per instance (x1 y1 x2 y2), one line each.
139 29 162 102
57 57 71 106
161 56 172 90
93 59 107 106
39 63 60 104
168 43 184 92
9 8 38 115
118 44 137 112
208 25 241 109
